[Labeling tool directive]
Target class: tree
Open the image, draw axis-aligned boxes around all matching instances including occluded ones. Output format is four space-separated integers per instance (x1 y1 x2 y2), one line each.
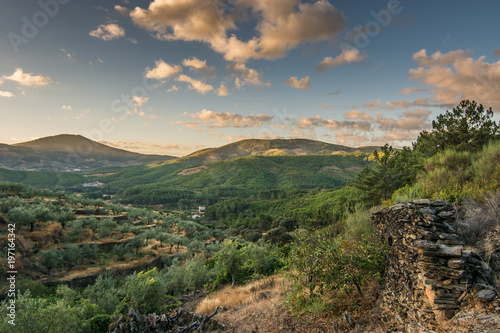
354 144 400 205
184 254 213 299
128 235 144 255
123 268 168 315
214 241 245 287
39 249 61 278
416 100 499 154
7 206 36 234
55 210 76 230
60 244 82 270
287 229 386 301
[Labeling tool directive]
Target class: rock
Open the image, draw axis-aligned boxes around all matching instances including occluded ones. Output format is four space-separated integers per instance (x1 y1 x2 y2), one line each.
372 200 497 328
476 289 497 302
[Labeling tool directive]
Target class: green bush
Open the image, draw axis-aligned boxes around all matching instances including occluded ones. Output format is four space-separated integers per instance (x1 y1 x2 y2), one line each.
286 227 386 314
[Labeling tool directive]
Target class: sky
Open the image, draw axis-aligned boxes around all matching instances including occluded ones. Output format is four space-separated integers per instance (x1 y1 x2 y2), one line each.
1 0 499 156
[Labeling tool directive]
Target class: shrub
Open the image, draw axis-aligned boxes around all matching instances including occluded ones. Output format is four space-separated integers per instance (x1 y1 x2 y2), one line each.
417 149 473 201
286 227 386 314
457 191 500 246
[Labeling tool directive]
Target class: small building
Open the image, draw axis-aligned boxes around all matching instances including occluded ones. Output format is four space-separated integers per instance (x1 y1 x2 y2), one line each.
192 214 201 219
83 181 103 187
198 206 206 214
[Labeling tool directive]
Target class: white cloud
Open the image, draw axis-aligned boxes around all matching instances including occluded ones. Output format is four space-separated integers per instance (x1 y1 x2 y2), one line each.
216 83 229 96
363 100 383 110
131 96 149 107
177 74 213 94
89 23 125 41
61 105 72 110
398 88 428 95
3 68 52 87
144 59 182 80
296 115 372 131
376 109 432 132
182 57 216 78
60 48 75 59
173 109 274 129
344 110 374 122
115 5 130 16
316 47 367 72
0 91 14 98
408 49 500 110
227 63 268 89
166 85 178 93
129 0 347 62
284 76 310 90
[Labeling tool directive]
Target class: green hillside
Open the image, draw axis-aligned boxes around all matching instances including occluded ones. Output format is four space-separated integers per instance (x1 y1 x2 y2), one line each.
102 153 372 204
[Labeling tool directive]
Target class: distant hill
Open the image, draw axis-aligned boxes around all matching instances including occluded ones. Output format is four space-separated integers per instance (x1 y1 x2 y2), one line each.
0 134 175 171
156 138 378 166
96 138 377 203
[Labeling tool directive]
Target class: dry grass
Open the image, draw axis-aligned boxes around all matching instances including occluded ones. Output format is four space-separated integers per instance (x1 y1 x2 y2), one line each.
196 276 282 316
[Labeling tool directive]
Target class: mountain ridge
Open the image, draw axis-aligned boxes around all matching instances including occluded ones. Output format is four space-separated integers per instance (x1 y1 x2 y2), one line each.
1 134 176 171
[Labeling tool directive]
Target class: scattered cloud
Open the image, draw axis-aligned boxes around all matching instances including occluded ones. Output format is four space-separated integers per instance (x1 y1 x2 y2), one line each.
114 5 130 16
144 59 182 80
295 115 372 131
166 85 178 93
284 76 310 90
127 108 158 119
227 63 269 89
319 102 332 110
316 48 367 72
344 110 374 122
131 96 149 107
376 109 432 132
129 0 347 62
60 48 75 59
173 109 274 129
89 23 125 41
0 91 14 98
363 99 383 110
182 57 216 78
177 74 213 94
398 88 428 95
61 105 72 110
3 68 52 87
216 83 229 96
408 48 500 110
495 49 500 59
100 140 203 154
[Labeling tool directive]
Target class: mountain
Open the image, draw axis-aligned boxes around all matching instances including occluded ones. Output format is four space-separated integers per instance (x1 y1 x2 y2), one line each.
95 139 377 202
155 138 378 166
0 134 175 171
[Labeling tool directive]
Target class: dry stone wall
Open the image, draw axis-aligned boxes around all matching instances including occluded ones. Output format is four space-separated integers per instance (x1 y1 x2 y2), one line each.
372 199 497 323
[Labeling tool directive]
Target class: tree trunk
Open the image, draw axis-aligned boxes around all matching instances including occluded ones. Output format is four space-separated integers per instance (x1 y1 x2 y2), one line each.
30 222 35 232
231 273 235 287
354 281 363 298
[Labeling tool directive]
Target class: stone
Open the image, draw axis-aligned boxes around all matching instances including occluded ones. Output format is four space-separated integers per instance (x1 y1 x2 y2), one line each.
476 289 496 302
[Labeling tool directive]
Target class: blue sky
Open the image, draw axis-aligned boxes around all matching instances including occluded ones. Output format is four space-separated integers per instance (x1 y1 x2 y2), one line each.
1 0 499 156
